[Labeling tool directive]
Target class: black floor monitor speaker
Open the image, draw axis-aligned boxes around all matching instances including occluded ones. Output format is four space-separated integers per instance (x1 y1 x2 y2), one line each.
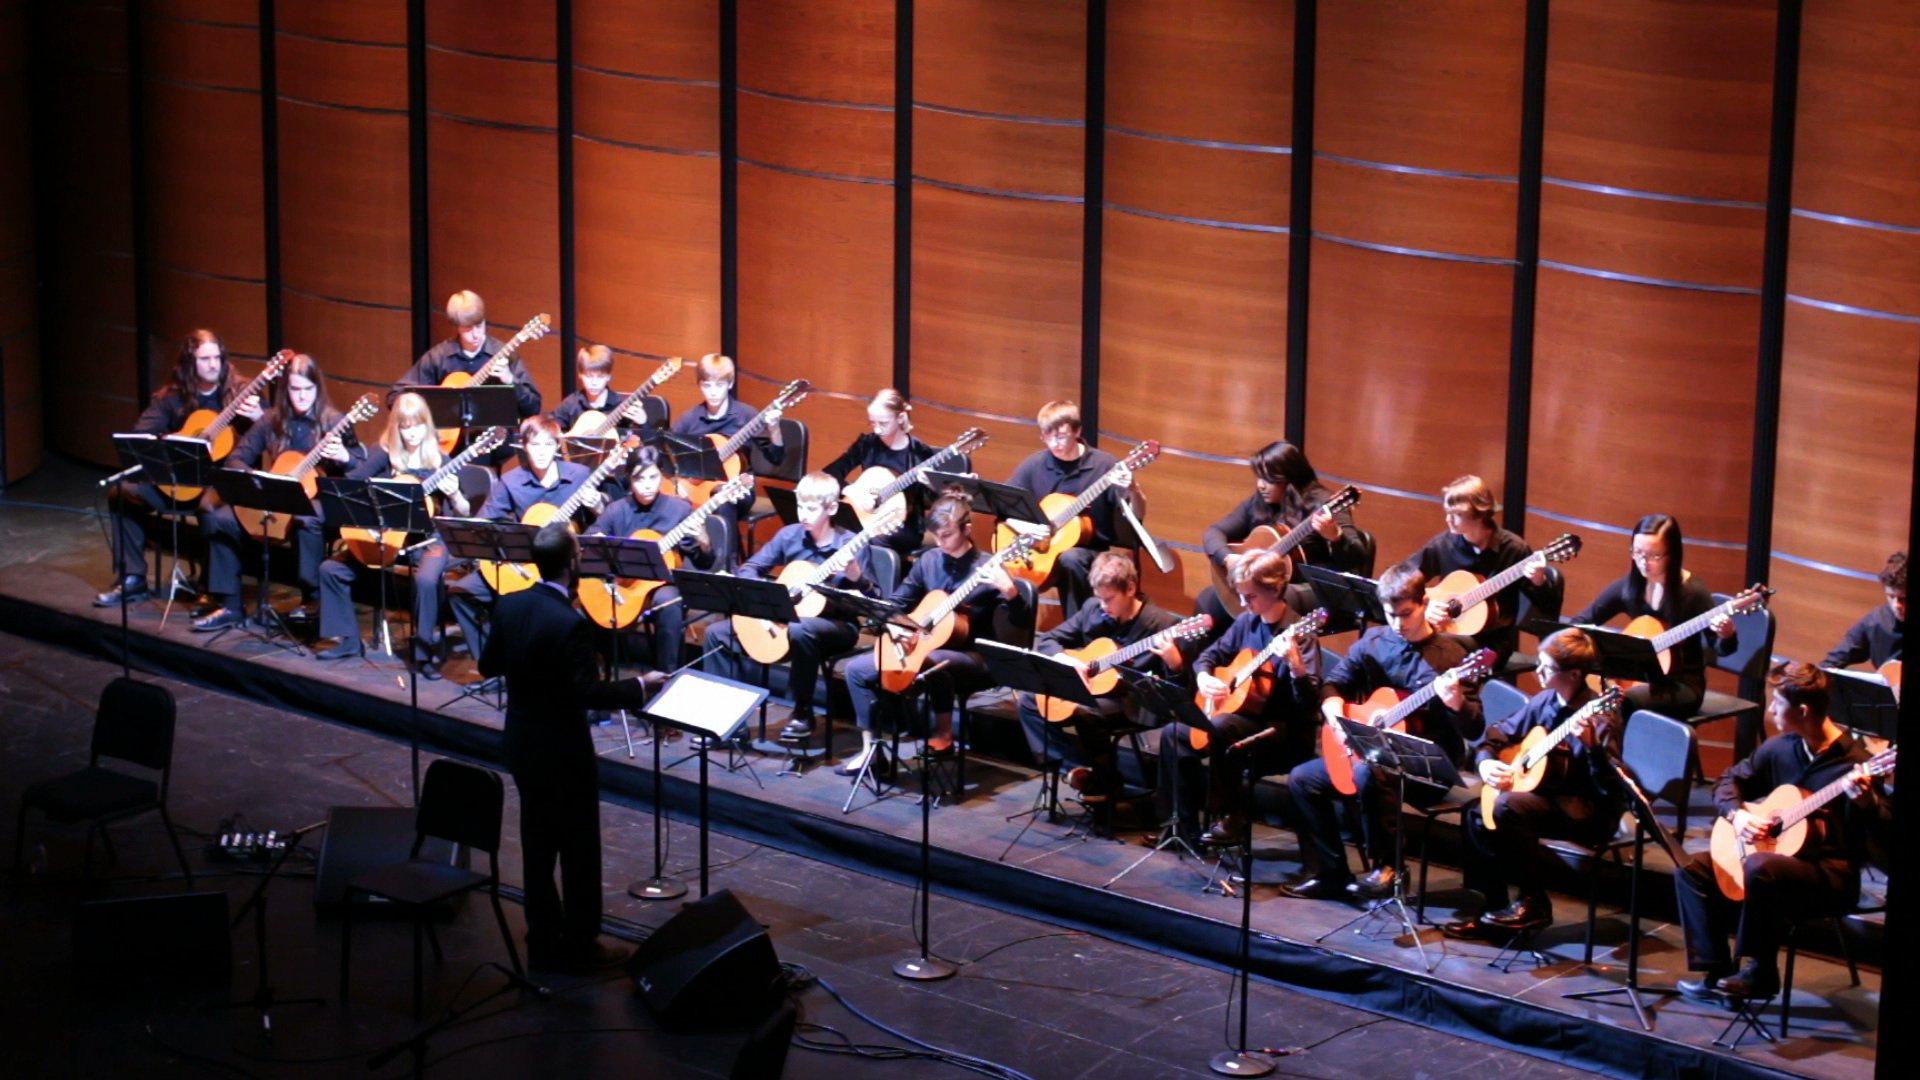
629 888 782 1028
75 891 232 993
313 805 463 910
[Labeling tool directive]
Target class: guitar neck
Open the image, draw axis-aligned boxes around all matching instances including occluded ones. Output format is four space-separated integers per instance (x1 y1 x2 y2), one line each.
1377 680 1445 729
1048 466 1126 531
201 368 274 441
811 527 886 585
717 409 774 460
1776 752 1892 832
289 413 359 480
1652 595 1751 652
1521 695 1614 770
421 439 489 491
552 457 623 521
1090 629 1174 676
1267 514 1320 558
658 486 736 548
1456 558 1535 613
876 443 963 503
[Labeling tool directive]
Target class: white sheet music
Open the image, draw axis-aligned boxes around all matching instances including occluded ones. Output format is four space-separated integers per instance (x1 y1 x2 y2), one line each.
646 670 767 740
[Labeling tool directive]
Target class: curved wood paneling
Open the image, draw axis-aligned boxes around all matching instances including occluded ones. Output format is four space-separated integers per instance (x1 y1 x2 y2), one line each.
426 8 561 399
1349 489 1452 586
576 0 715 80
1785 216 1920 320
1106 0 1290 147
1305 241 1512 499
575 70 715 154
1313 159 1514 260
1098 212 1286 458
1766 560 1898 672
1316 0 1524 175
1102 133 1288 228
141 61 266 357
278 5 411 387
1529 270 1758 548
737 166 892 397
912 107 1082 197
738 92 892 181
915 0 1086 119
737 0 892 104
1794 0 1920 228
910 184 1082 418
1539 183 1764 291
1543 0 1774 199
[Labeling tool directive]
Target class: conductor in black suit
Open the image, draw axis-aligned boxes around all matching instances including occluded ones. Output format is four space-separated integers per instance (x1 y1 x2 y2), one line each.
479 521 632 972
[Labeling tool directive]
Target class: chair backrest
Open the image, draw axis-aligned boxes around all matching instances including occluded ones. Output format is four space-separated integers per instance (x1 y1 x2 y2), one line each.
459 463 496 507
704 514 737 572
1352 527 1378 580
1712 591 1776 682
1513 564 1566 626
415 759 505 857
993 578 1039 651
1480 678 1530 732
93 677 177 775
640 394 671 429
868 546 902 598
1621 709 1696 810
746 418 808 484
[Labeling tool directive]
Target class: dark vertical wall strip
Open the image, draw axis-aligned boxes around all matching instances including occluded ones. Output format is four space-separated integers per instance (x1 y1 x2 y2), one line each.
126 0 151 401
719 0 738 362
1501 0 1550 532
1887 374 1920 1080
556 0 576 397
1746 0 1802 590
892 0 913 393
259 0 282 349
1079 0 1106 441
407 0 430 357
1283 0 1315 447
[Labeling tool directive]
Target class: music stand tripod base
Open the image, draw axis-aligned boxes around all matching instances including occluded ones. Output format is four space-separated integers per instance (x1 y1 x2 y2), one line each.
1209 1051 1276 1077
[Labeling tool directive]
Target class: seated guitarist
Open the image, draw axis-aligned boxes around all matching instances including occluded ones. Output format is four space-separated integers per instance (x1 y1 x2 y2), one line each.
390 289 543 430
447 415 605 668
193 354 364 633
1005 400 1143 617
584 446 714 677
1442 627 1622 940
312 392 471 671
822 388 945 558
704 472 874 740
1013 551 1193 834
1159 550 1321 848
1282 564 1482 900
842 494 1030 776
1823 550 1904 674
1409 473 1549 665
670 353 785 546
1673 661 1891 1002
1570 513 1736 716
1198 440 1365 638
97 329 264 607
550 344 629 435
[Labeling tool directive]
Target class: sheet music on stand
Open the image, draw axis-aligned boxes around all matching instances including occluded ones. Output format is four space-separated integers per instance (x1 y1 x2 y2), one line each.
576 533 673 582
976 640 1099 711
671 569 796 622
922 471 1048 530
212 468 316 521
807 584 904 629
403 385 520 439
1295 565 1388 630
659 434 729 483
644 670 768 742
1826 668 1900 741
316 477 435 539
112 433 217 494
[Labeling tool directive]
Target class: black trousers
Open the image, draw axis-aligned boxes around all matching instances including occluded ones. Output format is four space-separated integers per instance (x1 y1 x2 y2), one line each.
1157 711 1308 835
317 541 450 645
704 615 857 716
201 502 324 608
106 480 190 579
511 759 604 955
1289 756 1448 881
1460 788 1617 910
1673 850 1858 973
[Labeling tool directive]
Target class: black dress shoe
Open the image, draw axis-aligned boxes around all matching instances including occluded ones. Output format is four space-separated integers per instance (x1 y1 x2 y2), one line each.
1351 866 1400 899
779 714 816 740
191 598 218 618
1279 875 1354 900
1439 916 1509 942
192 607 245 632
1716 960 1781 1000
1676 968 1731 1000
94 577 151 607
285 603 318 626
1484 897 1552 931
1201 817 1249 847
314 637 365 660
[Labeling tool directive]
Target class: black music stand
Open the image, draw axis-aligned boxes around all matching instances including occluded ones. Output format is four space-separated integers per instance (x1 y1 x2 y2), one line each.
404 385 519 450
577 533 673 757
315 477 434 659
669 570 795 778
210 469 315 656
803 586 906 779
433 518 541 711
763 484 862 532
1826 668 1900 741
637 670 767 897
922 470 1048 529
1315 720 1461 974
1104 670 1217 889
975 640 1101 855
1564 753 1681 1031
1296 565 1387 635
110 434 216 639
660 433 729 484
1577 626 1668 686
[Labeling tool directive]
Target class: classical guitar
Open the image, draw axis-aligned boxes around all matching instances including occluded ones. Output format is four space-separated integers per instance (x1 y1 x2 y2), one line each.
1035 613 1212 723
1321 647 1496 795
1207 484 1362 602
576 473 755 629
478 442 630 595
731 506 907 665
1612 583 1773 689
678 379 811 506
1427 532 1583 638
993 440 1161 587
433 313 552 451
1190 607 1328 750
1478 686 1624 828
563 356 684 442
843 427 990 530
159 349 289 502
339 426 507 568
874 535 1036 693
1709 746 1895 900
233 393 380 541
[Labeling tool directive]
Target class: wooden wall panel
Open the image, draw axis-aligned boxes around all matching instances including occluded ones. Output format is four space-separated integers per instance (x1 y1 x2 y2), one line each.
1313 160 1514 261
0 1 39 480
1796 0 1920 227
425 6 562 400
277 6 412 391
738 0 892 103
1305 242 1513 500
1106 0 1290 146
572 0 719 384
1538 183 1764 291
916 0 1086 118
1785 216 1920 320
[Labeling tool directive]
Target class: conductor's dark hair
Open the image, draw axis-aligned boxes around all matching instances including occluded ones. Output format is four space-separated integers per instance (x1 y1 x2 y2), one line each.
532 521 577 582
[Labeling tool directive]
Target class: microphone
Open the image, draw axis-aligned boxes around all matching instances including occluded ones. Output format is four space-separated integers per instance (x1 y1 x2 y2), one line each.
1229 726 1281 753
99 464 143 488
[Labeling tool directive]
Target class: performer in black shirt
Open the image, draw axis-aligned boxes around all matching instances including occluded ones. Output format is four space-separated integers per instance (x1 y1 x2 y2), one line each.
1282 564 1482 900
1823 550 1905 674
96 329 263 607
668 353 785 544
550 344 629 435
1673 662 1892 1001
822 388 944 557
1004 400 1143 617
1197 440 1365 637
390 289 542 423
1408 474 1549 664
583 446 714 675
1571 513 1737 716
